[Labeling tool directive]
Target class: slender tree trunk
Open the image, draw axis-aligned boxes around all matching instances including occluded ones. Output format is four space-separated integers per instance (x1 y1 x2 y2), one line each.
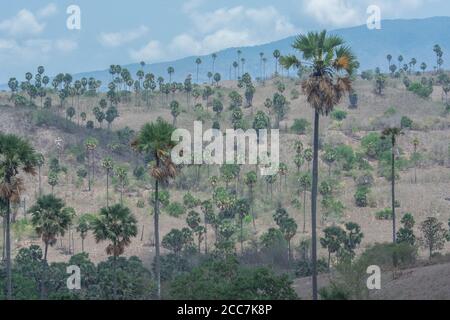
311 110 320 301
5 197 12 300
240 217 244 254
391 144 396 243
106 170 109 207
154 158 161 299
113 254 118 300
303 191 306 233
38 166 42 196
204 217 208 254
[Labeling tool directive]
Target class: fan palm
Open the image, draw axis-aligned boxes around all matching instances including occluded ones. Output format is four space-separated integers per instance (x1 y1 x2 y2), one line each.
382 127 403 243
0 133 38 299
280 30 357 300
92 204 137 299
101 156 114 207
132 118 177 299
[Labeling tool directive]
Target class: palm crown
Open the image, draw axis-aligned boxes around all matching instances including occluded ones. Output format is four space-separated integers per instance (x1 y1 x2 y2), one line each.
281 30 357 115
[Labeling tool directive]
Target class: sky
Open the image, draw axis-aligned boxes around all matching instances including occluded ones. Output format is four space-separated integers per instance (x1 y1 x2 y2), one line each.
0 0 449 83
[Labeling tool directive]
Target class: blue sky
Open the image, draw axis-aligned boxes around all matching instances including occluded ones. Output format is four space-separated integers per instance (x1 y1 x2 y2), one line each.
1 0 449 82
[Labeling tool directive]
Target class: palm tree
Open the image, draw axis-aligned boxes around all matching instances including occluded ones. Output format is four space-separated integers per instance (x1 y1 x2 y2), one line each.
412 137 419 184
211 53 217 73
382 127 403 244
167 66 174 83
195 58 202 83
132 118 177 299
273 49 281 75
84 137 98 192
36 153 45 196
259 52 265 79
387 54 392 71
232 61 239 80
280 30 356 300
0 133 38 299
420 62 427 74
262 57 267 81
398 55 404 72
115 166 128 204
241 58 246 73
244 171 257 230
101 157 114 207
237 50 242 76
170 100 180 126
29 195 72 261
92 204 137 299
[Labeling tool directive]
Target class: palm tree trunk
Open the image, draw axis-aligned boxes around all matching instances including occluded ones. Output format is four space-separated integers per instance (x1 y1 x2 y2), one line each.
391 145 396 243
154 158 161 299
311 110 320 301
240 217 244 254
5 197 12 300
106 170 109 207
38 166 42 196
113 254 118 300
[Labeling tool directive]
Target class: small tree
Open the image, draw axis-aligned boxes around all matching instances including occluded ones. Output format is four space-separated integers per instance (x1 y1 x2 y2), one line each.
396 213 416 246
420 217 447 259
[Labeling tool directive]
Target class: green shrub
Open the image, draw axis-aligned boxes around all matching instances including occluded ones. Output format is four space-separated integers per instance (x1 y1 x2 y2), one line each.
290 118 310 135
165 202 186 217
354 187 369 207
375 208 393 220
331 109 347 121
400 116 413 129
360 242 417 269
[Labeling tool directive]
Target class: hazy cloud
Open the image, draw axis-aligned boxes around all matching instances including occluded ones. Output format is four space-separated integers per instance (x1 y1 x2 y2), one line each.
129 40 165 61
37 3 58 18
99 26 149 47
0 9 45 36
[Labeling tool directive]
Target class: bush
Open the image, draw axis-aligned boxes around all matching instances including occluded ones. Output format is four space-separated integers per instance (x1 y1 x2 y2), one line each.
331 109 347 121
408 82 433 98
400 116 413 129
165 202 186 217
290 118 310 135
354 187 369 207
295 258 328 277
375 208 393 220
360 243 417 269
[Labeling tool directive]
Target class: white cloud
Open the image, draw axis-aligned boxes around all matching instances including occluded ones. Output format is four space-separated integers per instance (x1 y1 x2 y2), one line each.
37 3 58 18
0 9 45 36
55 39 78 52
99 26 149 47
303 0 361 27
129 40 164 62
165 5 298 59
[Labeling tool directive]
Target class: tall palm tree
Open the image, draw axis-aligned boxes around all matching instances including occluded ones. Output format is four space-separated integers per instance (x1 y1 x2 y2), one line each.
237 50 242 77
412 137 419 184
259 52 265 79
211 53 217 73
280 30 357 300
132 118 177 299
167 66 174 83
115 166 128 204
382 127 403 243
273 49 281 75
387 54 392 71
232 61 239 80
0 133 38 299
36 153 45 196
92 204 137 299
101 157 114 207
195 58 202 83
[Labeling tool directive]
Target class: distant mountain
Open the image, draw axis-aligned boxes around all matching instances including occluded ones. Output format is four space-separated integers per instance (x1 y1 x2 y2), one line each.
2 17 450 90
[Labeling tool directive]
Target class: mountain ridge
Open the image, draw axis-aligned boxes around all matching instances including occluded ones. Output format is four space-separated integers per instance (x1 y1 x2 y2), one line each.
2 16 450 90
